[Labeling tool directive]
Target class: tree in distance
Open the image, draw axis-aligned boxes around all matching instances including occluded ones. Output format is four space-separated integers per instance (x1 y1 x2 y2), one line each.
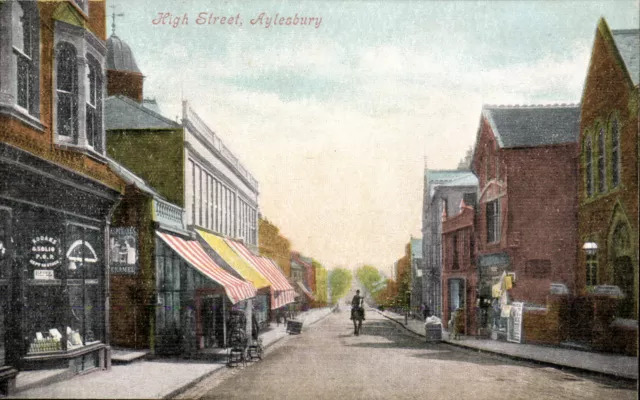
329 268 352 304
355 265 385 297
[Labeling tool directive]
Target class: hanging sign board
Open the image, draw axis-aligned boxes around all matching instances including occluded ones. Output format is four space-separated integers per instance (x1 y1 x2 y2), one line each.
507 301 524 343
109 227 138 274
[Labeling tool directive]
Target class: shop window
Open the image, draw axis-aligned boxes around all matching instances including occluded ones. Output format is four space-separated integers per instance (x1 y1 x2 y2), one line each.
597 127 606 193
23 218 103 356
155 240 182 333
585 138 593 197
486 199 501 243
65 224 103 347
0 208 11 367
56 42 78 139
611 118 620 188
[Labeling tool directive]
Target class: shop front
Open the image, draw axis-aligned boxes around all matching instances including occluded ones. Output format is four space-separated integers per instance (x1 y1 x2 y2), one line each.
224 239 296 320
0 143 121 375
477 253 510 339
155 232 256 356
196 230 271 329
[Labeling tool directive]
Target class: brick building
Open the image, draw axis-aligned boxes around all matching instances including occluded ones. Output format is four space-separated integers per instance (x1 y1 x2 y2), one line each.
1 0 125 387
578 19 638 322
442 202 476 335
471 104 580 340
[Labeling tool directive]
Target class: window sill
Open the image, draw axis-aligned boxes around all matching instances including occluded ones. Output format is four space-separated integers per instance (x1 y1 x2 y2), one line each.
23 342 105 362
582 186 623 206
54 142 108 164
0 103 46 132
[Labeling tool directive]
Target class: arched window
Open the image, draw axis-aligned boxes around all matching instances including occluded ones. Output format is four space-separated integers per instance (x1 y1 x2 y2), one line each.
611 118 620 188
86 55 103 151
585 138 593 197
56 43 78 138
597 127 606 193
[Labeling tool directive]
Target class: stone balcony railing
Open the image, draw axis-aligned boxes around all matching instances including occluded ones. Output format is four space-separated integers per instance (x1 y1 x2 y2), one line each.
182 101 259 191
153 198 185 231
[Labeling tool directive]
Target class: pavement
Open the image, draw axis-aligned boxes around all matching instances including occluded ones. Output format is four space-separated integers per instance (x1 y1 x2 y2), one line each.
376 308 638 381
10 307 334 399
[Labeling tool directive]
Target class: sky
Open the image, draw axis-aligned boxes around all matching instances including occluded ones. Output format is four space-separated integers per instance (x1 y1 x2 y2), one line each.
107 0 639 275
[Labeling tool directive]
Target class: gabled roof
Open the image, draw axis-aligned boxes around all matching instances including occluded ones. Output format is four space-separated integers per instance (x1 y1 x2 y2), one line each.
482 104 580 148
426 170 478 199
611 29 640 86
105 95 181 131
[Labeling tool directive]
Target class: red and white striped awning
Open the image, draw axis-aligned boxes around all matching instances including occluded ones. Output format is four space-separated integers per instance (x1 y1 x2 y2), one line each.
157 231 256 304
224 239 297 309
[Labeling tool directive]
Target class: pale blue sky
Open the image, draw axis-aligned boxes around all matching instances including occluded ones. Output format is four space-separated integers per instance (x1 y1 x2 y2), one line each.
107 0 639 273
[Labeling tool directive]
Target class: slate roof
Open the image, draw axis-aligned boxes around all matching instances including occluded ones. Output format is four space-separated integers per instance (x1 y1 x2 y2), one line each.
611 29 640 86
106 35 141 73
482 105 580 148
107 157 162 198
105 95 181 131
426 170 478 199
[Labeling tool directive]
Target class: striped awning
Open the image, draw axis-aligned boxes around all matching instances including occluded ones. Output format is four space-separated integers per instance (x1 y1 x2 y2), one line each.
224 239 297 309
296 280 316 301
156 231 256 304
197 229 270 290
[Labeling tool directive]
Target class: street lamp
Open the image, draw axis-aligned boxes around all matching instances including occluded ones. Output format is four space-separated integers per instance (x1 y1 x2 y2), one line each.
582 242 598 287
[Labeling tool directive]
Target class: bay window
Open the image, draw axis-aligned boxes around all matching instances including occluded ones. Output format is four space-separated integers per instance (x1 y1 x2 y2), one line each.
56 42 78 139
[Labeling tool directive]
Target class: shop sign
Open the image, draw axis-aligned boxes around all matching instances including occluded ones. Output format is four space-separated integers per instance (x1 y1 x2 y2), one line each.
507 301 524 343
29 236 62 268
109 227 138 275
34 269 55 280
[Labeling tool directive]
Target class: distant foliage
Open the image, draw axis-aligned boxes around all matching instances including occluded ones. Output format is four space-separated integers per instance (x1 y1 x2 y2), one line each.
329 268 352 303
356 265 384 296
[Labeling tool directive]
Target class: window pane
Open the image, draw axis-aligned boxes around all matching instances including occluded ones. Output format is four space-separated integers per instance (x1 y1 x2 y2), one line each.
17 55 30 109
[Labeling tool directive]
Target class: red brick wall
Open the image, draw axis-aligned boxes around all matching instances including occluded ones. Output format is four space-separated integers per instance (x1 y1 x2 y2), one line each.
505 144 579 305
578 21 638 319
0 1 124 192
107 69 145 103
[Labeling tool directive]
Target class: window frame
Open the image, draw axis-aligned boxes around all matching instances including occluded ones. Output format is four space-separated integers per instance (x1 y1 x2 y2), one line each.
52 21 107 157
597 126 606 193
0 1 42 130
610 117 620 188
486 199 501 244
585 136 594 198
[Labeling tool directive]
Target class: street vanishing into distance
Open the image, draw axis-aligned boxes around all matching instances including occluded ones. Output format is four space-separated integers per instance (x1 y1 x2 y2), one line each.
176 309 637 400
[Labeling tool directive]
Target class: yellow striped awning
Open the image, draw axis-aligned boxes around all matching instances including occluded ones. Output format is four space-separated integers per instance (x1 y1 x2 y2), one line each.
197 230 270 290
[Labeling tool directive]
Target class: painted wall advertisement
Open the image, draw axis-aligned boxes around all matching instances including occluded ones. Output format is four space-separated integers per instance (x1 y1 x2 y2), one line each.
109 227 138 275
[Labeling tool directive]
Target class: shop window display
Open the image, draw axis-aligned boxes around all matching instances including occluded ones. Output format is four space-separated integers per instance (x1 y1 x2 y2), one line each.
21 210 105 356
